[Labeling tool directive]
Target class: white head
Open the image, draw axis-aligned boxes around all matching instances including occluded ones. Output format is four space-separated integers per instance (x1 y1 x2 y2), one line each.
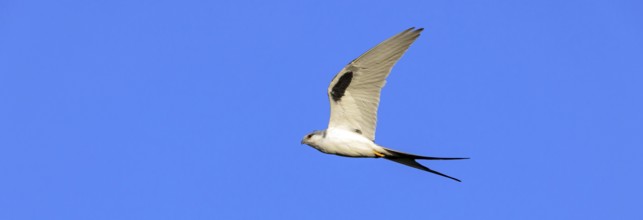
301 130 325 147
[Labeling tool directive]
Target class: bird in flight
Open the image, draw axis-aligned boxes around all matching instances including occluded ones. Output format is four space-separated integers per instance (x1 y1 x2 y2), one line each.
301 27 468 182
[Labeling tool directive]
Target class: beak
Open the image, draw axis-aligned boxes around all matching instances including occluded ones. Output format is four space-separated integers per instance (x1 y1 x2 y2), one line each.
300 140 305 145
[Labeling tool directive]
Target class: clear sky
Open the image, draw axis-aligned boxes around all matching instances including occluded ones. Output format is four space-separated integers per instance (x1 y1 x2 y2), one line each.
2 0 642 219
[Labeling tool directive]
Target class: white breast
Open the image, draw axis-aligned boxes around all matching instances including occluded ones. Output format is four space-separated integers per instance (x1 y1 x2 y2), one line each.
314 128 384 157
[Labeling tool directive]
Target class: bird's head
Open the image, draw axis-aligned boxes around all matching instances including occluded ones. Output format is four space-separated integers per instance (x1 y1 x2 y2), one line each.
301 130 324 146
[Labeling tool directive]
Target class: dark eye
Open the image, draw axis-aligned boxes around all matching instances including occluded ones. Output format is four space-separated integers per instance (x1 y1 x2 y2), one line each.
307 134 313 139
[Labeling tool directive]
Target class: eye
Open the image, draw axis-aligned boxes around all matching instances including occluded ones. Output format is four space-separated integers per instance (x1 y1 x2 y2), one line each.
306 134 313 139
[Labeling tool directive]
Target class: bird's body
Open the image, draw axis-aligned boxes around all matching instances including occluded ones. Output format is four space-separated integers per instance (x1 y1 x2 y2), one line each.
302 27 467 182
304 128 386 158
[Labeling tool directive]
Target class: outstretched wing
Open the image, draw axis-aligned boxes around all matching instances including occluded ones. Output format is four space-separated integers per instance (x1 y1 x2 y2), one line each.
327 27 423 141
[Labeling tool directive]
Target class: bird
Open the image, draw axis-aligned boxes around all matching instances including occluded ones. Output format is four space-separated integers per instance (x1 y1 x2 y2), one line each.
301 27 468 182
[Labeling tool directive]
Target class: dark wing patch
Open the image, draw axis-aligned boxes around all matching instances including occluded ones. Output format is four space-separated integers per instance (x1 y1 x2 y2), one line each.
330 71 353 102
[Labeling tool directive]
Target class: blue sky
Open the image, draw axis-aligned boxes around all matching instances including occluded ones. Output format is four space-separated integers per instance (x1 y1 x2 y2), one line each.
1 0 642 219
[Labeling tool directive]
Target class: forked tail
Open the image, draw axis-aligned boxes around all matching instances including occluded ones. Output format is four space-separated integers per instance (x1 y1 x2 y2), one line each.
382 147 468 182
